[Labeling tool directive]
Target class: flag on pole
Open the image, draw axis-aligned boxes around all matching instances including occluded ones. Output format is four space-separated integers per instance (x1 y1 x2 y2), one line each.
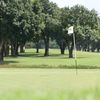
68 26 78 75
68 26 74 35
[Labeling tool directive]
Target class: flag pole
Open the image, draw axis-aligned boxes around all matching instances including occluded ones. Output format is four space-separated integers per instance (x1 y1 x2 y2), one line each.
73 32 78 75
68 26 78 75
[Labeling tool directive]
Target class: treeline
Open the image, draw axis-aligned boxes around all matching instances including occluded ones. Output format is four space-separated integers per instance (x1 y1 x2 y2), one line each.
0 0 100 63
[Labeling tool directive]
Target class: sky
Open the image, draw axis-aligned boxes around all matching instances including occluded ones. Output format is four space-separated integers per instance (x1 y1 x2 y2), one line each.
49 0 100 14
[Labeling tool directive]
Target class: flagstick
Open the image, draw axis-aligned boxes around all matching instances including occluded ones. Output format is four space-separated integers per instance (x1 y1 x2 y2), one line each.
73 32 78 75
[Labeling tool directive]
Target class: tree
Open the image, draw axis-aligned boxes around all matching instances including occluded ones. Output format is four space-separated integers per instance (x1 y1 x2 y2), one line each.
40 0 60 56
60 7 74 57
32 0 45 53
7 0 35 56
0 0 8 63
70 6 98 52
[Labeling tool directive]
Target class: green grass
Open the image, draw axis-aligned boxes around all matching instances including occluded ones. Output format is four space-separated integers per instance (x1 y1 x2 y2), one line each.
0 69 100 100
0 49 100 99
1 48 100 68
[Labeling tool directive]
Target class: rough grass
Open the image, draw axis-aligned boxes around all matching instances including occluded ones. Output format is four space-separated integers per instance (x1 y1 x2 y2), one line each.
0 69 100 100
1 49 100 68
0 88 100 100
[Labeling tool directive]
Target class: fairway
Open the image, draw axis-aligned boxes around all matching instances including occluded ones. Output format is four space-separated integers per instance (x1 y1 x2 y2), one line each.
0 49 99 99
2 49 100 68
0 69 100 100
1 0 100 99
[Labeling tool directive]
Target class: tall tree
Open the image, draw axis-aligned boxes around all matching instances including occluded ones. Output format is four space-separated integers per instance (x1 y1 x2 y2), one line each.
40 0 60 56
0 0 8 63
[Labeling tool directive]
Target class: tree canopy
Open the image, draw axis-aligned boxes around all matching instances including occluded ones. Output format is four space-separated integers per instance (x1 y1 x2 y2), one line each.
0 0 100 63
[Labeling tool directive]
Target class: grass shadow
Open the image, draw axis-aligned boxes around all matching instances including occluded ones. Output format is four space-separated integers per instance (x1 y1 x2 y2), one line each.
6 52 90 60
19 53 68 59
19 53 44 58
3 61 19 64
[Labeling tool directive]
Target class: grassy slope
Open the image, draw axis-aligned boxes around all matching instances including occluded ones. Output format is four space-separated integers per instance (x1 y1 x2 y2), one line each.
2 49 100 68
0 69 100 100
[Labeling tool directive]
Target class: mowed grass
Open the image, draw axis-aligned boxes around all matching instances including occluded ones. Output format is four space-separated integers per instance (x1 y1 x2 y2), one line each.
0 69 100 100
2 48 100 68
0 49 100 99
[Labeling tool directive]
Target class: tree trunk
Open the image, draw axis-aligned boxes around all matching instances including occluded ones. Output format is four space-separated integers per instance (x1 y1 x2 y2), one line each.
20 44 25 53
68 48 73 58
91 46 95 52
60 45 66 54
60 48 65 54
97 48 100 52
87 45 90 52
57 40 66 55
0 40 4 64
44 37 49 56
96 42 100 52
3 42 9 57
11 42 19 56
91 48 95 52
68 42 74 58
60 41 66 55
36 42 39 53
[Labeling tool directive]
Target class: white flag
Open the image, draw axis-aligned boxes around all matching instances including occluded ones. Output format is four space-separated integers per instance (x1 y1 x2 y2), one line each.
68 26 74 35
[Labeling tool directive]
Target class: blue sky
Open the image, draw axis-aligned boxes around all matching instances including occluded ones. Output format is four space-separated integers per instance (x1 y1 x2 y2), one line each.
49 0 100 14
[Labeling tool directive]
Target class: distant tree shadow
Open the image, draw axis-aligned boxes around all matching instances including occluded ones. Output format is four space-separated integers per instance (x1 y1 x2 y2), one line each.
7 52 88 60
3 61 19 64
19 53 44 58
19 52 69 59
